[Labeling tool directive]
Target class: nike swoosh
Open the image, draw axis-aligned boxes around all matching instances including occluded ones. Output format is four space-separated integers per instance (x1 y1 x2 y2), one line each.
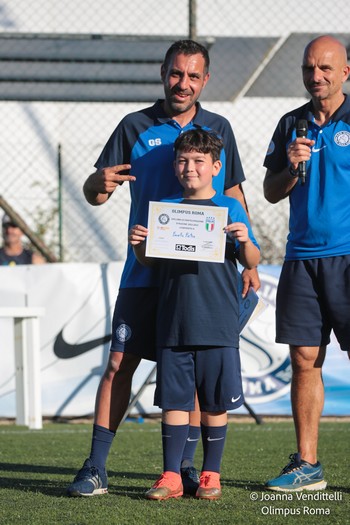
187 437 199 442
312 145 327 153
231 395 241 403
53 330 112 359
207 437 225 442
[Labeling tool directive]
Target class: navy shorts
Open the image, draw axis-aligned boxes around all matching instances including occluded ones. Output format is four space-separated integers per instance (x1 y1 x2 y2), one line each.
154 346 244 412
110 287 158 361
276 256 350 350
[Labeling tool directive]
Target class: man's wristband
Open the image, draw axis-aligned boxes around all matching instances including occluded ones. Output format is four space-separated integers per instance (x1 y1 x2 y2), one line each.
288 165 299 178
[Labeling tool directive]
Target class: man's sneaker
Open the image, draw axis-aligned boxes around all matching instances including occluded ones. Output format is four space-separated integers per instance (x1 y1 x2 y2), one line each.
145 471 183 500
181 466 200 496
196 471 222 500
66 458 108 497
265 453 327 492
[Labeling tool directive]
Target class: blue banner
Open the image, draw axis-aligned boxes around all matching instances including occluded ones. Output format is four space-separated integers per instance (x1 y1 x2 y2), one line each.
0 263 348 418
236 266 350 416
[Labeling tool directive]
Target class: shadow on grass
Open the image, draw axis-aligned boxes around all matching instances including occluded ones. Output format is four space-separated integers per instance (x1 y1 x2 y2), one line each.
0 476 68 497
1 463 349 499
0 462 76 475
0 462 159 498
0 462 153 479
0 476 149 499
223 478 263 492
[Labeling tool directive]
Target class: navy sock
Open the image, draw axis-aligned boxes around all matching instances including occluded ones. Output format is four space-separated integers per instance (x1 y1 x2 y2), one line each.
89 424 116 471
181 425 201 469
201 423 227 473
162 422 189 473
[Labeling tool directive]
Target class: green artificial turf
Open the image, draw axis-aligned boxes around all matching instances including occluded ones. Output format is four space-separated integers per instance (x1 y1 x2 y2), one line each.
0 419 349 525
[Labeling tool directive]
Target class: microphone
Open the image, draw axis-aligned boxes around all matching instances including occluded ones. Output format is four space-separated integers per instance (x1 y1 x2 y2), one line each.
295 119 308 184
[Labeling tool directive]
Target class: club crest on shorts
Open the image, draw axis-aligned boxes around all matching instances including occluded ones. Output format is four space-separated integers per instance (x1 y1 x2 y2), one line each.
205 216 215 232
115 323 132 343
240 271 291 403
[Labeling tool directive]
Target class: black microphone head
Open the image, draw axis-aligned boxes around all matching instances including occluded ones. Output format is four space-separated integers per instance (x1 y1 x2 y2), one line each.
296 119 308 138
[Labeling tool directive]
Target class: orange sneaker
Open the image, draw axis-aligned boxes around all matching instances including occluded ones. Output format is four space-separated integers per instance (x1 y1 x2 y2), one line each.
145 471 183 500
196 471 222 500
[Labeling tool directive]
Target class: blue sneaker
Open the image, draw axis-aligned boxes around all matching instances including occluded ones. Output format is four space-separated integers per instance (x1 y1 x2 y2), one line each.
66 458 108 497
181 466 200 496
265 453 327 492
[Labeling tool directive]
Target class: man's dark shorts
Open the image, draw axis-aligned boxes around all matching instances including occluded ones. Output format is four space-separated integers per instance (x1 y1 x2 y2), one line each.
154 346 244 412
110 287 158 361
276 256 350 350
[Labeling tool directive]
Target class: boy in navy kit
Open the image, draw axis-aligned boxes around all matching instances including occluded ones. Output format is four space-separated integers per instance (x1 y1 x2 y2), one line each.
129 129 260 500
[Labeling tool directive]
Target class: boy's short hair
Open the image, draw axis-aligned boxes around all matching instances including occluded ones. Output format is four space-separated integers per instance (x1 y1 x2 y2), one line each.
174 128 224 162
163 40 210 74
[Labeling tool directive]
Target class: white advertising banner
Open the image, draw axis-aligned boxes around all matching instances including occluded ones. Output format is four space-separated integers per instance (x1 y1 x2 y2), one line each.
0 263 349 418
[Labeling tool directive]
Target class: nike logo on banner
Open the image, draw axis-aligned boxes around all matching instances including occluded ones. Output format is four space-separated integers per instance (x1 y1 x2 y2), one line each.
207 437 225 442
312 145 327 153
53 330 112 359
231 395 241 403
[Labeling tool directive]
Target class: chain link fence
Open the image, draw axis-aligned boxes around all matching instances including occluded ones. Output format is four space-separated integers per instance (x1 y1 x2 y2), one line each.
1 0 349 264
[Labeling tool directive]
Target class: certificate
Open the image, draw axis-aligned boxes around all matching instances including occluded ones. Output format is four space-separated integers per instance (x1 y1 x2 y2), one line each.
146 201 228 263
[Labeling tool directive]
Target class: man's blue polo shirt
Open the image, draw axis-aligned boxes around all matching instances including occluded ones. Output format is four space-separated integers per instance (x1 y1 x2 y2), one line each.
264 95 350 260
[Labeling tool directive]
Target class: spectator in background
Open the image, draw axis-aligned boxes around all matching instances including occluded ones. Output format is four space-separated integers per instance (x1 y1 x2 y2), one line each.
0 214 45 265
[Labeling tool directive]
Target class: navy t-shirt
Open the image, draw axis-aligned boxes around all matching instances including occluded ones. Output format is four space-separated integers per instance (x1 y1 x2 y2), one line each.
0 248 32 265
156 194 259 348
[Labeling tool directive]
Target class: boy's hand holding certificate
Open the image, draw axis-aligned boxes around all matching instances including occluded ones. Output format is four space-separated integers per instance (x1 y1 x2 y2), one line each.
146 201 228 263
